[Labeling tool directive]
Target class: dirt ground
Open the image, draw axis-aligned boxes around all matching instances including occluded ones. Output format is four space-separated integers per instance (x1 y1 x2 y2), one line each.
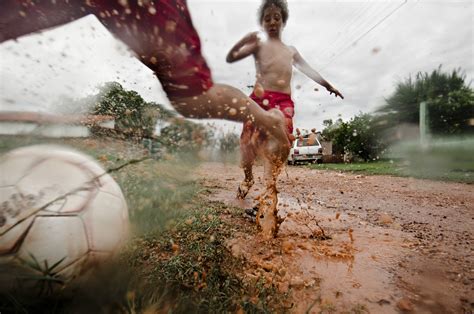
196 162 474 313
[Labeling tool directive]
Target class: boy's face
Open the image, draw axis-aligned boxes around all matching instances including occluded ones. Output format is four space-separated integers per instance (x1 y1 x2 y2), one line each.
262 5 284 38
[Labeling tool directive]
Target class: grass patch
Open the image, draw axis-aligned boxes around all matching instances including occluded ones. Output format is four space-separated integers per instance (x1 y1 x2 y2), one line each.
124 200 285 313
306 138 474 183
308 160 473 183
0 136 287 313
309 161 400 176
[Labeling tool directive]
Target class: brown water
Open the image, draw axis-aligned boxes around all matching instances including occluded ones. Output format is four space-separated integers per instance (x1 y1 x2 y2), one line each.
197 162 474 313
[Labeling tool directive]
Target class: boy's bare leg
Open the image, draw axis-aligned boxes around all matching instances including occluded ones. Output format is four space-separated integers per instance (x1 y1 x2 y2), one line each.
170 83 291 148
237 124 257 199
237 158 256 200
256 138 288 238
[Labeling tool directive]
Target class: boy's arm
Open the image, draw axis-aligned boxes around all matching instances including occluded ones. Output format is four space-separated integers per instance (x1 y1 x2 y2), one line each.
292 48 344 99
226 32 259 63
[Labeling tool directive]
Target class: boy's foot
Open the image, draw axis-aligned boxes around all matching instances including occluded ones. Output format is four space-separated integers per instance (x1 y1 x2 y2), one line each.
236 179 254 200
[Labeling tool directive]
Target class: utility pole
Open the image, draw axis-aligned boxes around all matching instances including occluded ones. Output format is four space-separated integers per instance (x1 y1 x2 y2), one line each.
419 101 428 146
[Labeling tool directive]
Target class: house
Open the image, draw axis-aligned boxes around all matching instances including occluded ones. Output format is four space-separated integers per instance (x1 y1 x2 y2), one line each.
0 111 114 138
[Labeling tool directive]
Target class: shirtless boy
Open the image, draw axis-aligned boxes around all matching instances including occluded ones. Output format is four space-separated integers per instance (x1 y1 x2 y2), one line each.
0 0 289 150
227 0 343 221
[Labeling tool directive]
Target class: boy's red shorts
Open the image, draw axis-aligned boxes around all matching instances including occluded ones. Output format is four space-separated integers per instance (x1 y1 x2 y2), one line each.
249 90 295 134
0 0 213 99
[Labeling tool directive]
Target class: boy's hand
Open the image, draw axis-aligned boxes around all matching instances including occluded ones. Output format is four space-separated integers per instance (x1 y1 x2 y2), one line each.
327 86 344 99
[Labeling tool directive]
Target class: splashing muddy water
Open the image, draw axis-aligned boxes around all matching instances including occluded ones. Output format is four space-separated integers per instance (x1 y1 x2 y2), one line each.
255 186 279 238
236 117 290 239
196 162 474 313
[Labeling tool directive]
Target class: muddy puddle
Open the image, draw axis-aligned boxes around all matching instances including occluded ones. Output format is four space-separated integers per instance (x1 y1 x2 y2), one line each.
196 162 474 313
200 167 406 312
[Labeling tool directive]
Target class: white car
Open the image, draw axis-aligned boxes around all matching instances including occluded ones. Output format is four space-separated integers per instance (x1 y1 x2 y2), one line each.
288 137 323 165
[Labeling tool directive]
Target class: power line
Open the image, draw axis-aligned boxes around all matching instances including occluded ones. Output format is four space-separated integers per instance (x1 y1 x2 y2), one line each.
318 2 375 59
320 0 408 71
318 0 372 57
339 0 420 62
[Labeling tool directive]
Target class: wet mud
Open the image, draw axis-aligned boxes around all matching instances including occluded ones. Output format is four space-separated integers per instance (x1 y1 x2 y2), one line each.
196 162 474 313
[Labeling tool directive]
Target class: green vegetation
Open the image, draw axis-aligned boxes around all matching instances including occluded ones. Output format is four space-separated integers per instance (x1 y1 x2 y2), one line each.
322 66 473 162
114 154 286 313
320 66 473 183
388 138 474 183
90 82 161 138
124 201 283 313
218 132 240 154
91 82 174 139
309 161 401 176
309 159 473 183
157 118 211 153
322 113 384 161
0 136 287 313
378 66 474 136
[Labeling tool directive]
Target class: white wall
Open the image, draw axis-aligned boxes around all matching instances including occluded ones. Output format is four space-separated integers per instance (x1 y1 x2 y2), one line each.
0 122 89 138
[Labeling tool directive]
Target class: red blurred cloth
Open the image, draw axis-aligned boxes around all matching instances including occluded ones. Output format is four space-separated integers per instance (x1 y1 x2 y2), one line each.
249 90 294 133
0 0 213 98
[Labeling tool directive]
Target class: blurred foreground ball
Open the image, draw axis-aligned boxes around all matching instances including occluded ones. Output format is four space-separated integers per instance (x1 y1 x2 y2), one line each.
0 145 129 293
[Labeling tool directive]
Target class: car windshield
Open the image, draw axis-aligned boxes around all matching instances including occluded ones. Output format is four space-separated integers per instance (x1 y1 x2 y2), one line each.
296 138 320 147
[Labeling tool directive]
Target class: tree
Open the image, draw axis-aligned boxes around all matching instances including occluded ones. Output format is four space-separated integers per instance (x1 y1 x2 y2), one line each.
321 118 347 155
322 114 385 161
378 66 474 136
218 132 240 154
92 82 159 138
158 118 210 153
344 114 385 161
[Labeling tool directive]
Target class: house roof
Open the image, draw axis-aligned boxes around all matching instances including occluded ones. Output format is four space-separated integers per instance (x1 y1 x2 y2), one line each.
0 111 114 125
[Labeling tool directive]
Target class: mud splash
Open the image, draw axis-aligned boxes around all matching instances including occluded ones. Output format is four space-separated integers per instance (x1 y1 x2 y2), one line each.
255 186 280 238
197 162 474 313
237 130 289 239
201 165 406 311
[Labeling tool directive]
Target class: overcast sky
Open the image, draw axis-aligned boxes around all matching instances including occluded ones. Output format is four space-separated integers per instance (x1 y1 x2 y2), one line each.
0 0 472 134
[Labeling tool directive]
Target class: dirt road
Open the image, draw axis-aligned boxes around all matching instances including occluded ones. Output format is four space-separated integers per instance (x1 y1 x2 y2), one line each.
196 162 474 313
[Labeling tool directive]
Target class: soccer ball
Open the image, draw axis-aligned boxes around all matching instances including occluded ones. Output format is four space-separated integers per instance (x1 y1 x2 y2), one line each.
0 145 129 294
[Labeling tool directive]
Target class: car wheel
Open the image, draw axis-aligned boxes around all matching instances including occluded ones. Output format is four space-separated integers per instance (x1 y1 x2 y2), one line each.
316 159 323 164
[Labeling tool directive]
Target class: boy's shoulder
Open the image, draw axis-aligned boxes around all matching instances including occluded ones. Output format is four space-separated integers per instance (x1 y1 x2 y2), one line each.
282 44 299 58
287 45 298 54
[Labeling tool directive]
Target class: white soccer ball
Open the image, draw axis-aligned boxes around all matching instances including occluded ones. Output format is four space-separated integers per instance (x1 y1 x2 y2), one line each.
0 145 129 294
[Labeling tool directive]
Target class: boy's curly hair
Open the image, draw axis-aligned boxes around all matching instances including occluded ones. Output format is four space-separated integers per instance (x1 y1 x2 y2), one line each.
258 0 289 25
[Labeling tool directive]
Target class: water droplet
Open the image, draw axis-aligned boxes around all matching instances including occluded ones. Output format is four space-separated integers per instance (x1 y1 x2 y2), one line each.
166 20 177 33
148 6 157 15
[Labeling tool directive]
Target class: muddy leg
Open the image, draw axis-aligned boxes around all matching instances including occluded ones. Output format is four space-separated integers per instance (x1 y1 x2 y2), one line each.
237 161 255 200
256 138 288 238
237 122 257 200
256 157 281 238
